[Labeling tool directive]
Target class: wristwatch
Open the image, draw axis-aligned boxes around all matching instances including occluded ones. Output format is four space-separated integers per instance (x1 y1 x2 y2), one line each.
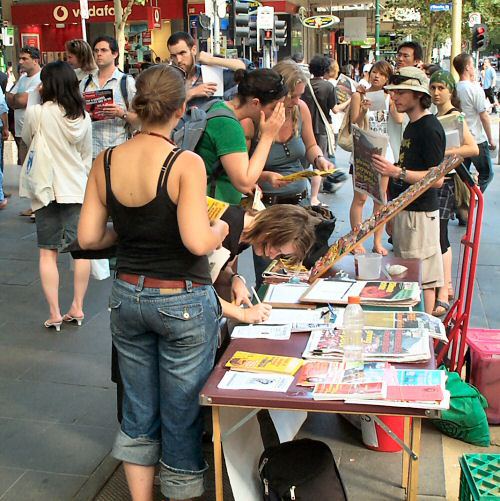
398 166 407 181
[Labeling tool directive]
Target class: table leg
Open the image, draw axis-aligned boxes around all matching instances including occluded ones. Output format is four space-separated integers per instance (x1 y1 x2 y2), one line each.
212 407 224 501
406 417 422 501
401 416 411 489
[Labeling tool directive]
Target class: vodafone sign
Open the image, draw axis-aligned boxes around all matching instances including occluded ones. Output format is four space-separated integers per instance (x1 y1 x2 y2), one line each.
12 1 161 26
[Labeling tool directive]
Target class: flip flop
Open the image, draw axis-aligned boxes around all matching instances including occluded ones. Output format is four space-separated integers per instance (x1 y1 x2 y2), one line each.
432 300 450 317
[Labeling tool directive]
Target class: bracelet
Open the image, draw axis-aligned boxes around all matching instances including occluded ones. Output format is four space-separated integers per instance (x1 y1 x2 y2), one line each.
230 273 247 285
313 154 324 168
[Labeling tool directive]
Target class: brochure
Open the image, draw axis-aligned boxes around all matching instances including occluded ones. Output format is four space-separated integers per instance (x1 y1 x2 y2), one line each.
206 196 229 222
225 351 304 376
217 371 294 392
83 89 113 121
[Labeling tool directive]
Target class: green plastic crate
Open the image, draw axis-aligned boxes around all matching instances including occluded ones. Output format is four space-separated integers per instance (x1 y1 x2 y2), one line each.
459 454 500 501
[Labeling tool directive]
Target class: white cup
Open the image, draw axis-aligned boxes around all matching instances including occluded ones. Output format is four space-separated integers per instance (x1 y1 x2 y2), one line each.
355 253 382 280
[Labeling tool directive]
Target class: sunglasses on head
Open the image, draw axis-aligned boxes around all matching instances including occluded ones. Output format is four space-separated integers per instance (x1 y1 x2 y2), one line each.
267 75 285 95
389 74 422 86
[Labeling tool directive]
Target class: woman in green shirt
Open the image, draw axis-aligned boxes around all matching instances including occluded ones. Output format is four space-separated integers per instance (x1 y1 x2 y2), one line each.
195 69 287 204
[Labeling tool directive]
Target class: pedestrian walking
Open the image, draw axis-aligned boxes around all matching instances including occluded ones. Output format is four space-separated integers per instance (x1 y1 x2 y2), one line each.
22 61 92 331
78 64 228 501
453 53 496 192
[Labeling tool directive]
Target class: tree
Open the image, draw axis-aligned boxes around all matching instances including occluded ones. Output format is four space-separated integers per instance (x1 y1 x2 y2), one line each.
114 0 146 69
386 0 499 62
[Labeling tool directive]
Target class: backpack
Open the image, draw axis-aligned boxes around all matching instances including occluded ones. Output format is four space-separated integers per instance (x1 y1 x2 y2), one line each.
172 99 239 197
257 410 348 501
84 73 133 137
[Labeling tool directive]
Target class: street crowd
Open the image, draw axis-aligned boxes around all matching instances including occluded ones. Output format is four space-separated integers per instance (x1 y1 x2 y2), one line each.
0 32 497 501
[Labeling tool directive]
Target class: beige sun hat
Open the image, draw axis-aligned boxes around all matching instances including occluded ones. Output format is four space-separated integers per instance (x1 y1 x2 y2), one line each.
384 66 430 96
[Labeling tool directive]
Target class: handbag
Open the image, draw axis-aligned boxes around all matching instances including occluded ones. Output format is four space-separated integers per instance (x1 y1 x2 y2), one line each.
306 79 336 158
337 97 369 153
90 259 111 280
19 104 55 208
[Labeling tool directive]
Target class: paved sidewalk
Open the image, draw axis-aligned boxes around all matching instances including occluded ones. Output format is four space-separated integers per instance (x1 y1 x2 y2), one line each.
0 120 498 500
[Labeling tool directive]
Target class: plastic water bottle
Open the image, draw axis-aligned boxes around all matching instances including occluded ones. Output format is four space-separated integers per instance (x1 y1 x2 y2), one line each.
342 296 364 372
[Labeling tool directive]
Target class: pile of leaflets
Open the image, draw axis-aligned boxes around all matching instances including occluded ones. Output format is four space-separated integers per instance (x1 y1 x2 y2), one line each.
302 327 431 363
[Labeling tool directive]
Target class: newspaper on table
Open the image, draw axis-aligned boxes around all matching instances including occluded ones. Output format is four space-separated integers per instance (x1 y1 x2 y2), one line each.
217 371 295 392
261 307 338 332
352 124 388 204
328 310 447 342
231 324 292 341
302 327 431 363
438 113 464 150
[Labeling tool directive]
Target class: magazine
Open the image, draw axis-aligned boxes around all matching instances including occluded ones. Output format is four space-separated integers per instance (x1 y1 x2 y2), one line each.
302 327 431 362
83 89 113 121
217 371 294 392
313 381 386 400
300 279 421 307
225 351 304 375
352 125 388 204
262 259 310 284
346 390 451 410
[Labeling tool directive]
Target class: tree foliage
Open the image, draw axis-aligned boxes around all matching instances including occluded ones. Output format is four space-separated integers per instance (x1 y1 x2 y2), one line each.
114 0 146 69
385 0 500 61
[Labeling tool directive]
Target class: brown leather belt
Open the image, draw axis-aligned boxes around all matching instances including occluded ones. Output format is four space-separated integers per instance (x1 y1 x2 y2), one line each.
117 273 205 289
261 190 307 206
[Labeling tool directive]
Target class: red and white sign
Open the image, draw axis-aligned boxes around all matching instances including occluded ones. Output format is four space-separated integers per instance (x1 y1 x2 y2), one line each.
142 30 151 45
21 33 40 49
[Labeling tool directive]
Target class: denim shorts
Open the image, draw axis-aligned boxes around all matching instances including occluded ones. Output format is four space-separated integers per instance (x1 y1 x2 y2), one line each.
34 202 81 250
109 277 221 500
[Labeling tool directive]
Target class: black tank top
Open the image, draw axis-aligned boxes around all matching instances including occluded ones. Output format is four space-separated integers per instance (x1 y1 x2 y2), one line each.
104 147 212 283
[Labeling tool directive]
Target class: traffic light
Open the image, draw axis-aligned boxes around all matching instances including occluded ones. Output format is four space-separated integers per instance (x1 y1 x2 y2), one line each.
472 24 488 51
232 1 250 41
248 19 257 47
274 17 287 47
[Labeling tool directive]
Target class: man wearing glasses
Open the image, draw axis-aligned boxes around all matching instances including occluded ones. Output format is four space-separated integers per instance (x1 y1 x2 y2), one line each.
167 32 246 108
80 36 139 159
371 66 446 315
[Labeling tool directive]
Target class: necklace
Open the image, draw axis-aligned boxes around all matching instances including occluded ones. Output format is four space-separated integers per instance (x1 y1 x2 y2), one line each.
140 130 175 145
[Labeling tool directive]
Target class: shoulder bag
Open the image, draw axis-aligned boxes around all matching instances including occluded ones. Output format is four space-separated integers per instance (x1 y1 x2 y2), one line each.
19 104 56 208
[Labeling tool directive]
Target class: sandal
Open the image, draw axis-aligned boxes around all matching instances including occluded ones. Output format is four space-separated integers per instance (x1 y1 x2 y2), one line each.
311 201 329 208
432 300 450 317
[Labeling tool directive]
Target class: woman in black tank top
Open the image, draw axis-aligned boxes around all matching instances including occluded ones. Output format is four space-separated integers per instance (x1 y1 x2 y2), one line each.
78 65 228 501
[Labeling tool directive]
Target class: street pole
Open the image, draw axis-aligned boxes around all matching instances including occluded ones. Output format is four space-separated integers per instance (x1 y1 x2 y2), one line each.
375 0 380 61
450 0 462 79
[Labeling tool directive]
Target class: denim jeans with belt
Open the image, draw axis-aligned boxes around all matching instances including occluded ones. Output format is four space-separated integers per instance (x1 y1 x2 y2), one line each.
109 277 221 500
0 127 4 201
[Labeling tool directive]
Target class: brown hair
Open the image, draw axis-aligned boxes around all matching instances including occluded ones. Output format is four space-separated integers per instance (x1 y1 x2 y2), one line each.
369 60 393 83
132 64 186 124
273 60 308 136
65 39 97 73
241 204 319 264
453 53 473 76
328 59 340 80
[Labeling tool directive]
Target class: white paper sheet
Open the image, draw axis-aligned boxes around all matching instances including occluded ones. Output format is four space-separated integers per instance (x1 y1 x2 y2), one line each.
208 247 231 282
263 283 310 304
200 65 224 96
367 90 387 112
231 324 292 340
217 371 294 391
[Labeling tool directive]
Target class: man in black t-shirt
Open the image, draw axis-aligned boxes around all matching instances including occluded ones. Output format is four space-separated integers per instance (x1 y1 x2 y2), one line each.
372 66 446 315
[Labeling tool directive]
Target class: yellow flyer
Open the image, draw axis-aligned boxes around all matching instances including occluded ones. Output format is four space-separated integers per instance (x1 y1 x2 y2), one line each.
281 169 335 182
225 351 304 376
207 196 229 222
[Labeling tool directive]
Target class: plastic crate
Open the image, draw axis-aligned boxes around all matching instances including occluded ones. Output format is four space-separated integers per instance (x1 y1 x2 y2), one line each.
467 328 500 424
459 454 500 501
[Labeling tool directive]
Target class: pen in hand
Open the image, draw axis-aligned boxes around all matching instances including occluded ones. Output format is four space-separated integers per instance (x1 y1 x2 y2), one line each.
251 286 262 304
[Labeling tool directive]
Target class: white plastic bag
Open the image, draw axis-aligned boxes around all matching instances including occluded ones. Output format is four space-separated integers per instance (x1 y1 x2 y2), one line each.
90 259 110 280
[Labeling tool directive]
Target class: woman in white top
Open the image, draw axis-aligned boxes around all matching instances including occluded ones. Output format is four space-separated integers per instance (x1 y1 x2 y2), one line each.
65 39 97 82
349 60 404 255
22 61 92 331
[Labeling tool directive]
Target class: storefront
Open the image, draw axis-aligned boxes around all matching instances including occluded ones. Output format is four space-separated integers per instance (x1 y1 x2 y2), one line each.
10 1 172 64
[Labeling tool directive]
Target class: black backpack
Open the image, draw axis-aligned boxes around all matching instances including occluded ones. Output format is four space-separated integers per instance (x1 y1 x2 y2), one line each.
172 99 239 197
257 410 348 501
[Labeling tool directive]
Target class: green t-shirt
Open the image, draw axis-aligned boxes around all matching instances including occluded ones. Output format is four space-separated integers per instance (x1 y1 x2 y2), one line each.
194 101 248 204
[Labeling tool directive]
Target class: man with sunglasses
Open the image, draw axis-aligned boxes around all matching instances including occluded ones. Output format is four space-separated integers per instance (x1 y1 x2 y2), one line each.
371 66 446 315
167 32 246 108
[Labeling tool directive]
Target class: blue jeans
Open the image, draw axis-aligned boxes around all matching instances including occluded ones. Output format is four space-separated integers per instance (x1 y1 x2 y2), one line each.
0 128 4 201
463 141 493 192
109 278 221 500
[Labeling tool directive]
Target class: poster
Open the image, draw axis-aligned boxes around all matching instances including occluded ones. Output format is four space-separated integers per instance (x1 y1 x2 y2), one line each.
336 74 356 104
21 33 40 49
352 124 388 204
